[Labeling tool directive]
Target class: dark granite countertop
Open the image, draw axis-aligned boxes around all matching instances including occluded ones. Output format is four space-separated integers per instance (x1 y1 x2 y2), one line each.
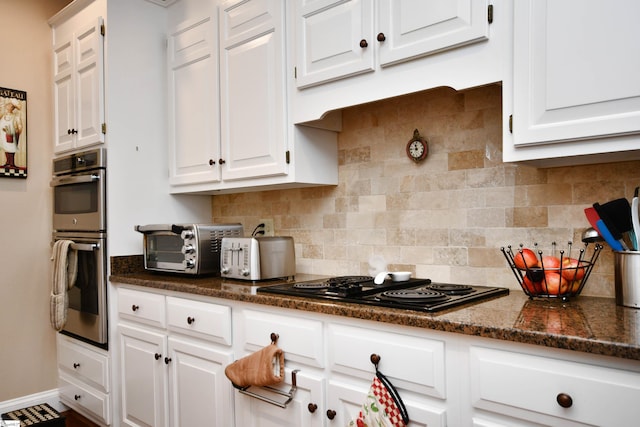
110 256 640 361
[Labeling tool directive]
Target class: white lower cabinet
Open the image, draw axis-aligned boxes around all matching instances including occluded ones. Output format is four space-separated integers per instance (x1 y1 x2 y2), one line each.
113 286 640 427
167 336 234 427
233 368 324 427
57 334 111 425
469 346 640 427
116 288 234 427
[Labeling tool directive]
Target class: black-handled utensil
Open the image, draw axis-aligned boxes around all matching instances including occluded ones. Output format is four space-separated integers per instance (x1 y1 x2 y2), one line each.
593 202 630 250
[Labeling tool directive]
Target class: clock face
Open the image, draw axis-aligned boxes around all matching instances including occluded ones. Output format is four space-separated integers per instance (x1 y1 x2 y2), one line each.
406 137 428 162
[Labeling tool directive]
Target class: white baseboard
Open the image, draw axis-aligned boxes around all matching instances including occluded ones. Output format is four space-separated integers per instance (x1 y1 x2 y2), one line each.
0 389 68 415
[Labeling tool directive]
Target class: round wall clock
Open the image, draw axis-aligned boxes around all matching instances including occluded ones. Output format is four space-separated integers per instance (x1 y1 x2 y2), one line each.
406 129 428 163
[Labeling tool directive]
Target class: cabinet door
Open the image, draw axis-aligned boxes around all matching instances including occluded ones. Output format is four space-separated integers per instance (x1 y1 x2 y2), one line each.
512 0 640 146
53 17 105 154
168 336 234 427
74 17 105 150
219 0 288 181
327 379 446 427
233 369 324 427
53 36 75 153
295 0 374 88
378 0 489 67
168 11 221 186
119 324 168 427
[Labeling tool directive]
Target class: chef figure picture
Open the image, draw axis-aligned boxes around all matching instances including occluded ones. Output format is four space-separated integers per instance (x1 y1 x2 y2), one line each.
0 87 27 178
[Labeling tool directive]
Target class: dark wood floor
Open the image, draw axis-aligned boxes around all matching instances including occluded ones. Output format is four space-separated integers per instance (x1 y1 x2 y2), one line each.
61 410 100 427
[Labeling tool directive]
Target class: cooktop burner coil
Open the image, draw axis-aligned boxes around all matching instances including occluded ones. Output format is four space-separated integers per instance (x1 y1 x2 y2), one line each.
427 283 474 295
378 289 451 303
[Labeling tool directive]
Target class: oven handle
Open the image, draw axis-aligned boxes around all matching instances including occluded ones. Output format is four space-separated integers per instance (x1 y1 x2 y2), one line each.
70 242 100 252
50 174 101 187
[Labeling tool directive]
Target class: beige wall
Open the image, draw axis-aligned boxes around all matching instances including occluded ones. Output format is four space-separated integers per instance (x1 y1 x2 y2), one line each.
213 84 640 298
0 0 72 402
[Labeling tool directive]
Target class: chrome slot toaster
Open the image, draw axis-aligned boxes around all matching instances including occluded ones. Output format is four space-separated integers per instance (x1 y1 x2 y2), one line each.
220 236 295 281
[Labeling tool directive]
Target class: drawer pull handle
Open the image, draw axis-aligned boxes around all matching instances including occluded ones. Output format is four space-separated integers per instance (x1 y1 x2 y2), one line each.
164 357 172 365
74 394 81 401
326 409 336 420
131 304 139 312
307 403 317 413
73 363 80 369
187 316 195 325
557 393 573 408
155 353 161 360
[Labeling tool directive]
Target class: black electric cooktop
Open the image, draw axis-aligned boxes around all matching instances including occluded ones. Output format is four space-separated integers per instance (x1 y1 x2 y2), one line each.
257 275 509 313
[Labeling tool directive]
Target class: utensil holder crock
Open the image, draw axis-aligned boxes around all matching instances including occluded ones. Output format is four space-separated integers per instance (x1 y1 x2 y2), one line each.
614 251 640 308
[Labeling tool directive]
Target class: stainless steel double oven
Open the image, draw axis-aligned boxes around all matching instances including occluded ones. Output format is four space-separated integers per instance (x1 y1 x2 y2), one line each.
51 148 107 348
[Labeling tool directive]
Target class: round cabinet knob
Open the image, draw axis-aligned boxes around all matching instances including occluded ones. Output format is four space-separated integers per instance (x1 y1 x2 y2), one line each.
73 363 80 369
164 357 172 365
307 403 318 413
181 245 195 254
180 230 194 240
187 316 195 325
131 304 139 312
154 353 162 360
326 409 336 420
209 159 215 166
359 39 368 48
377 32 386 42
219 158 226 165
556 393 573 408
183 259 195 269
74 394 81 401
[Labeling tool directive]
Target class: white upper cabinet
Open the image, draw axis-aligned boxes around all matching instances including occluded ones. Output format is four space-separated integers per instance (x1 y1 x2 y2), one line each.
504 0 640 165
168 0 338 195
295 0 490 89
292 0 502 124
218 0 288 182
167 4 221 186
52 15 105 154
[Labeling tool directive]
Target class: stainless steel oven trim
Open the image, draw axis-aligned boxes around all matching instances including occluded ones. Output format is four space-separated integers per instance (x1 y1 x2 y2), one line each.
53 231 108 348
51 167 106 232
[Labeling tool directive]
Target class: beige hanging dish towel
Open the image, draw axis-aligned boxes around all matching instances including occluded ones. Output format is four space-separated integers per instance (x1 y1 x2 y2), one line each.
225 343 285 389
50 240 78 331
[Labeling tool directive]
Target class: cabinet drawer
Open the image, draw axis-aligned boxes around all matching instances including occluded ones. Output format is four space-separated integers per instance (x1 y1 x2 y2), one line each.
470 346 640 426
58 335 109 392
167 296 232 345
118 287 166 328
239 309 324 368
59 374 111 425
328 323 446 399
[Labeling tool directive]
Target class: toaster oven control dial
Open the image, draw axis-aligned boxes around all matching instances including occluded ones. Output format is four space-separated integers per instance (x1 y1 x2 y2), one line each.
183 259 195 269
180 229 194 240
181 244 195 254
242 268 251 277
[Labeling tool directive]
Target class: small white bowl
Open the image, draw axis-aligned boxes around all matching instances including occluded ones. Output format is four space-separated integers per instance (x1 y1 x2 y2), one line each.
389 271 411 282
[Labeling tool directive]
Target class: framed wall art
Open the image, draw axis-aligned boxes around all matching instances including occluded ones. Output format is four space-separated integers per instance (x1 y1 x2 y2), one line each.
0 87 27 178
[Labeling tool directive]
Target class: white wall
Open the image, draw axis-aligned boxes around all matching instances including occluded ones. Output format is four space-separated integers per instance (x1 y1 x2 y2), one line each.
105 0 212 257
0 0 73 402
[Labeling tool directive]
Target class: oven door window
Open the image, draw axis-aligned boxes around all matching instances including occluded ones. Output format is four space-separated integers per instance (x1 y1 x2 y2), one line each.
54 181 98 215
147 234 185 263
68 248 99 315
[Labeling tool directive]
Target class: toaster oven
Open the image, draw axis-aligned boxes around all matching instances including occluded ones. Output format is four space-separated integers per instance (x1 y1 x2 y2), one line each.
135 223 243 275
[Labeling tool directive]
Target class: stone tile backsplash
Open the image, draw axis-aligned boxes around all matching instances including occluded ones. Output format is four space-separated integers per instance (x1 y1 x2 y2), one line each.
212 84 640 298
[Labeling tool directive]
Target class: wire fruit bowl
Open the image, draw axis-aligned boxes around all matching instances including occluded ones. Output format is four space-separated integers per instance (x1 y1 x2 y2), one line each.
500 242 603 301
